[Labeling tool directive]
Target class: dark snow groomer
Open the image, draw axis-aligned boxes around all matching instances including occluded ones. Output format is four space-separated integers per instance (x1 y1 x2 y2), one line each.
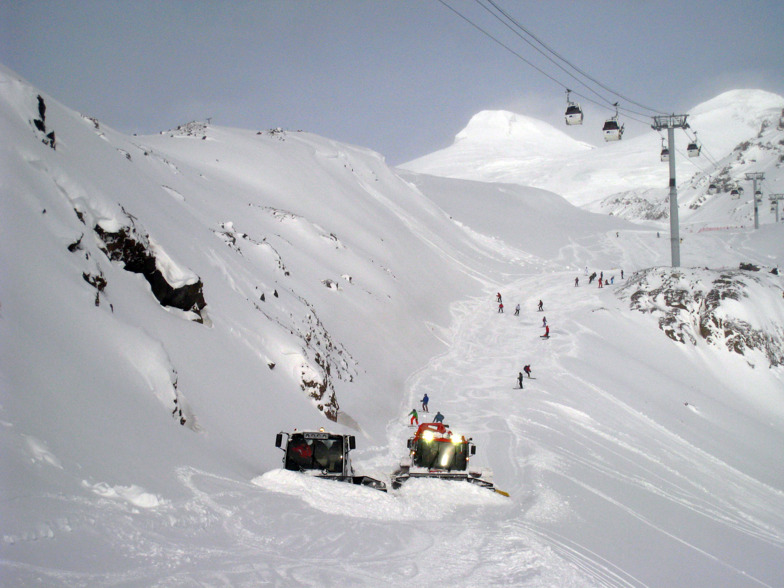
275 428 386 491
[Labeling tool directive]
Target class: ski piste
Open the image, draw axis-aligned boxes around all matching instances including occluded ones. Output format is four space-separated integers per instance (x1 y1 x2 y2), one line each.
3 64 784 587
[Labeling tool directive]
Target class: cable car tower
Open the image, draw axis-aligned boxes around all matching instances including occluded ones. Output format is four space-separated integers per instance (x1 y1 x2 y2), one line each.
745 172 765 229
652 114 689 267
564 89 584 125
769 194 784 223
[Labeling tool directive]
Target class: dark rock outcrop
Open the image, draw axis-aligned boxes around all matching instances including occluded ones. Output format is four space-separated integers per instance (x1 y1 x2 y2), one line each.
94 223 206 321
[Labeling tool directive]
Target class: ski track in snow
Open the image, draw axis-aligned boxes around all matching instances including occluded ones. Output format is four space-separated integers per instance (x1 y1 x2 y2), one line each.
3 73 784 587
394 233 784 587
3 234 783 587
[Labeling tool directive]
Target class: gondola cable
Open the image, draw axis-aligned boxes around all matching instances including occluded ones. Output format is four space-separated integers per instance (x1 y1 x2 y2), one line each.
479 0 670 116
436 0 651 125
438 0 725 161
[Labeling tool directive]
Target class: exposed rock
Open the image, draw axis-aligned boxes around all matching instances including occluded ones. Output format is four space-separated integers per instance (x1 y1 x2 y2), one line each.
93 221 206 321
32 94 55 150
302 352 339 422
619 267 784 367
598 189 668 221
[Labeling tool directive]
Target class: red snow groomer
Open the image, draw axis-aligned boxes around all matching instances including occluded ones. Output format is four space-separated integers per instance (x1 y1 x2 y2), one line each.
392 422 506 495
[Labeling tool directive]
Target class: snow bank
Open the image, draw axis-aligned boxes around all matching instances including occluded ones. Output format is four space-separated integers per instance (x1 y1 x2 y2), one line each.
252 469 505 520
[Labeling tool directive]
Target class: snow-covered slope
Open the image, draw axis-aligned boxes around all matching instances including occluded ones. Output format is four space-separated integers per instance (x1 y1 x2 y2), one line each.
0 62 522 486
402 90 784 220
2 64 784 587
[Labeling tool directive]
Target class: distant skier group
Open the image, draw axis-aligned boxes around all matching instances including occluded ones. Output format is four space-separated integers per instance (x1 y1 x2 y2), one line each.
497 290 550 361
584 269 622 288
505 266 628 393
495 290 548 392
409 268 628 426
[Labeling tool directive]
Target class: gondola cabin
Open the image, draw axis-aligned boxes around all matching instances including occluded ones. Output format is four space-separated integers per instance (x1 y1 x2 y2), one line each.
707 184 718 195
564 90 584 126
687 142 701 157
565 103 583 125
660 139 669 162
730 188 740 199
602 117 624 141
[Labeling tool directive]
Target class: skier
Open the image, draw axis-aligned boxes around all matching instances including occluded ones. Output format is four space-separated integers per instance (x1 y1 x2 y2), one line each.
589 272 596 284
433 411 445 424
496 292 502 303
540 325 550 339
524 364 532 378
621 269 624 280
575 277 579 287
498 302 504 313
542 316 547 327
598 277 603 288
517 372 524 389
421 393 429 412
514 303 520 316
538 300 544 311
408 408 419 426
610 276 615 285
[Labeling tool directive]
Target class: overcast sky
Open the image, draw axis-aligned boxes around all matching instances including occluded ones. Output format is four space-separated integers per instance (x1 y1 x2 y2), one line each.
2 1 782 165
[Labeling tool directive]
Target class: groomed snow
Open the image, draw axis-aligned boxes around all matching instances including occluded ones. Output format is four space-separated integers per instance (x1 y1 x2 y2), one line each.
1 63 783 586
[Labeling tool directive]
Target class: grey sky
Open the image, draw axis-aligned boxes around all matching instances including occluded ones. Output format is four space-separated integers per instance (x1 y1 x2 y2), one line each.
2 1 782 165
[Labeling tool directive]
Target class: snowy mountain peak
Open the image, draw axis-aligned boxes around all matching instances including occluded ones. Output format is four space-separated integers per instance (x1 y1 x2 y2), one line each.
453 109 592 153
687 89 784 147
402 89 784 215
690 88 784 119
400 108 594 189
